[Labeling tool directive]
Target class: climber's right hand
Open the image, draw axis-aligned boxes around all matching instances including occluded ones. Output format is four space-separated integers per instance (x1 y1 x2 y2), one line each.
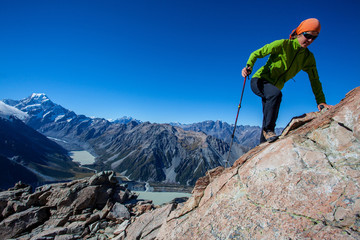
241 66 252 78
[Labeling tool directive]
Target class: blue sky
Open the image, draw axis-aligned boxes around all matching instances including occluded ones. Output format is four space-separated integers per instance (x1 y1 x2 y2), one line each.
1 0 359 127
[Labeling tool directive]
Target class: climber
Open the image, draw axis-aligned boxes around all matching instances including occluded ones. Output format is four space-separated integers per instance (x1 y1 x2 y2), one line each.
242 18 331 143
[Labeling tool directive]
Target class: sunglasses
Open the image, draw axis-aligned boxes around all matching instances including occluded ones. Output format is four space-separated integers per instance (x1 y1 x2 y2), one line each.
302 32 318 40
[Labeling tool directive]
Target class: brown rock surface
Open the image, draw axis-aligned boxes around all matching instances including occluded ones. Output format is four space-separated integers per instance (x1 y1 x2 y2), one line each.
156 87 360 239
126 203 176 240
0 171 142 239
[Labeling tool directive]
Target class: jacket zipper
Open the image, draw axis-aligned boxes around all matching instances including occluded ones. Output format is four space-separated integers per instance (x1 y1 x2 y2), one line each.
277 48 302 80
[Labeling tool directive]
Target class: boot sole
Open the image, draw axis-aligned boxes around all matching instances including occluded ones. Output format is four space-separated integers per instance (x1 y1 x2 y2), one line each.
266 136 279 143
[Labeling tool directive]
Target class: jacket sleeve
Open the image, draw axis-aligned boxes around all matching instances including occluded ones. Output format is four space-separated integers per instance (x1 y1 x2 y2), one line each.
303 53 326 104
246 40 283 68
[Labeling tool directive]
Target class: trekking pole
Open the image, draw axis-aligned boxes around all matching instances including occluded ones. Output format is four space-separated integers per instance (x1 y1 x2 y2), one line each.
225 76 248 168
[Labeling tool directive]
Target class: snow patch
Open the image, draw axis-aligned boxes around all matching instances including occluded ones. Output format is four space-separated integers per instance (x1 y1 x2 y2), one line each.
0 101 28 120
30 93 49 103
55 115 65 122
47 137 68 143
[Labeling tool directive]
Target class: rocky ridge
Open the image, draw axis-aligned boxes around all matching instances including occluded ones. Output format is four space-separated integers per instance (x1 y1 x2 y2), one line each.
0 171 176 240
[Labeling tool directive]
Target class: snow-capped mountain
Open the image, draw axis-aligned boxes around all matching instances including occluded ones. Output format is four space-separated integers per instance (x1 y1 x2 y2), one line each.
4 93 77 129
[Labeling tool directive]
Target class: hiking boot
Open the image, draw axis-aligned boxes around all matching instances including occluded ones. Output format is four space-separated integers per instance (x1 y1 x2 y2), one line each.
263 130 278 143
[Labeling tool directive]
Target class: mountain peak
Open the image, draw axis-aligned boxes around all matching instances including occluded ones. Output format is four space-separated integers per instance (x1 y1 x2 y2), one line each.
30 92 47 98
16 93 53 109
29 93 50 102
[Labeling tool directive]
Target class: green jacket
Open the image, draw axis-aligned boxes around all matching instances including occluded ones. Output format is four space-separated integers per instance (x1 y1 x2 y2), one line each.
246 39 326 104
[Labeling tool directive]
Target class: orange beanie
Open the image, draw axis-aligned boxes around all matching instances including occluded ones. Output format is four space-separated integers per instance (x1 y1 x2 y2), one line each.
289 18 321 39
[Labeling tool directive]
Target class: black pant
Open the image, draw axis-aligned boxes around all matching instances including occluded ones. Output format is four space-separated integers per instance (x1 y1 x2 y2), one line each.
250 78 282 143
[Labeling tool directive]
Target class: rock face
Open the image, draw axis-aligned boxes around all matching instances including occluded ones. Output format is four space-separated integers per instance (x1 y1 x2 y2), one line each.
94 122 239 185
155 87 360 239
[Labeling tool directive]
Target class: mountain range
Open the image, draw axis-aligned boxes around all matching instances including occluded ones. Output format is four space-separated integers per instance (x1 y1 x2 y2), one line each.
172 119 284 150
2 93 265 186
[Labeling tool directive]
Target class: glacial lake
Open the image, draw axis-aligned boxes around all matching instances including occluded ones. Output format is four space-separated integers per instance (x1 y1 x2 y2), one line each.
69 151 192 205
70 150 96 165
135 191 192 205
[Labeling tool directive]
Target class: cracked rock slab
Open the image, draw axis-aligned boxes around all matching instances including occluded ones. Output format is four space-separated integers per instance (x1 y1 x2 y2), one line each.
125 203 176 240
156 87 360 239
